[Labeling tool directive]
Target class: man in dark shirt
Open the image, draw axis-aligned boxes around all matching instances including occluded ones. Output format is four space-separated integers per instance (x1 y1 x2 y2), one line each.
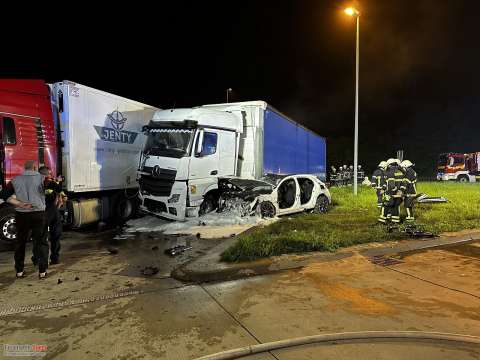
38 166 64 265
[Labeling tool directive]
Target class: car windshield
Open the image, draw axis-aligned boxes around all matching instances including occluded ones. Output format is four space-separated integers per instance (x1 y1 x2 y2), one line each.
261 174 288 188
144 128 194 158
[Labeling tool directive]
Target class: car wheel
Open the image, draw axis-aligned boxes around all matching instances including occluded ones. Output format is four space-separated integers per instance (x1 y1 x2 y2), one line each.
199 193 217 216
313 195 329 214
457 175 469 183
259 201 276 218
0 207 16 243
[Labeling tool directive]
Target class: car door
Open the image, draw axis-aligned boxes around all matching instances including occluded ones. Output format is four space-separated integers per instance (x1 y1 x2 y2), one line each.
188 129 220 202
275 176 301 215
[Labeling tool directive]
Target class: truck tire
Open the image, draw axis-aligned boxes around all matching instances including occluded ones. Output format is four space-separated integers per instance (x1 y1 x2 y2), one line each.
457 175 469 183
259 201 276 218
0 206 16 243
313 195 329 214
115 197 135 222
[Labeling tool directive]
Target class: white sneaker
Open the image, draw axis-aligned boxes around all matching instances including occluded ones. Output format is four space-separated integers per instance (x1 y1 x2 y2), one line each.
39 272 47 279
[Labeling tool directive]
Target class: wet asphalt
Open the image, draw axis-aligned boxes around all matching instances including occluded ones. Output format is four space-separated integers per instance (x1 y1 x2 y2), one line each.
0 227 479 359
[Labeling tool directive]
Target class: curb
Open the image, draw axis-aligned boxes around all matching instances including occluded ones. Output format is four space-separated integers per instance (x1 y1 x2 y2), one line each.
172 231 480 283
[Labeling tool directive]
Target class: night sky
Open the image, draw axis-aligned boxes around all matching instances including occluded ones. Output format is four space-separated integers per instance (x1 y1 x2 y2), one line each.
3 1 480 177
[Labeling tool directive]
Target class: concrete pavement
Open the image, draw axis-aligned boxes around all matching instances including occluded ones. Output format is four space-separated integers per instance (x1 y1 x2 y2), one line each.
0 230 479 359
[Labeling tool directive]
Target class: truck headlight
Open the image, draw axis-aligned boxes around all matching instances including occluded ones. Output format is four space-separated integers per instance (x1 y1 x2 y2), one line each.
168 194 181 203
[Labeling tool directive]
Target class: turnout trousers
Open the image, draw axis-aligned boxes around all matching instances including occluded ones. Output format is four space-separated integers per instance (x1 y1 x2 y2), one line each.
404 195 415 222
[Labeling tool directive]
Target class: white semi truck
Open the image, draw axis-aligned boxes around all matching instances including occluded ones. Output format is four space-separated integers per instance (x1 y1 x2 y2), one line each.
138 101 326 221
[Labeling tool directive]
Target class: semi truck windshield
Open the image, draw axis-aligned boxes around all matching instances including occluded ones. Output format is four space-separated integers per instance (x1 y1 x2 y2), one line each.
144 129 194 158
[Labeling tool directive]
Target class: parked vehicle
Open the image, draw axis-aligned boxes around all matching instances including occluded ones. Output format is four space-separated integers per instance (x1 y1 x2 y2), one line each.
218 174 331 218
437 152 480 182
0 79 158 242
138 101 327 220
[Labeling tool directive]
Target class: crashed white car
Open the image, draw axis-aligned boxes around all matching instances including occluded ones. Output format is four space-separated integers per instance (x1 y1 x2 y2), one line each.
217 174 332 218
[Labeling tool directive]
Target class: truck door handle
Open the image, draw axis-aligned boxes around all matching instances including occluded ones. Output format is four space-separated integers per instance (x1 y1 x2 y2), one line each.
210 170 218 175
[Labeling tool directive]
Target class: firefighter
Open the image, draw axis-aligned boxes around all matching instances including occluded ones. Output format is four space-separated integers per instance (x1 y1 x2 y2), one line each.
401 159 417 222
372 161 387 208
338 166 344 186
343 165 350 186
330 166 337 185
384 158 406 224
38 166 64 265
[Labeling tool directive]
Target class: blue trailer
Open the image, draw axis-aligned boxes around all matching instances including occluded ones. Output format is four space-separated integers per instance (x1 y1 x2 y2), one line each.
263 106 327 180
202 101 327 181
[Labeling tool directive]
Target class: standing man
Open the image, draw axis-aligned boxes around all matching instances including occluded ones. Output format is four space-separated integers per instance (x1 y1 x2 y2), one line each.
7 160 47 279
39 166 64 265
401 160 417 222
372 161 387 208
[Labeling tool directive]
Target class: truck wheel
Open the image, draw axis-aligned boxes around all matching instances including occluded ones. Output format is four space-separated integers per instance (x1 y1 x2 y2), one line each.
114 196 135 223
199 193 217 216
0 207 16 243
313 195 329 214
457 175 469 183
259 201 276 218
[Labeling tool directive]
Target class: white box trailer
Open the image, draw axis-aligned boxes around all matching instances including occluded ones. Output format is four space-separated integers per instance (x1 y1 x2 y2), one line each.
51 81 159 226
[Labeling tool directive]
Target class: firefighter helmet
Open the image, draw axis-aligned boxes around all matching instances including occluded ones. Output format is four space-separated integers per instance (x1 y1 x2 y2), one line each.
386 158 400 166
401 160 414 168
378 161 387 169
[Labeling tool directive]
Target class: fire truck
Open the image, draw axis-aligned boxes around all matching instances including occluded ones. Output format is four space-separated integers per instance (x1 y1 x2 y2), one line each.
0 80 158 243
437 152 480 182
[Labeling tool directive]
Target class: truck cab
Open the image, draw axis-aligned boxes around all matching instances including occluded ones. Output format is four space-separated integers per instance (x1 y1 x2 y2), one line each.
138 108 243 220
0 80 58 241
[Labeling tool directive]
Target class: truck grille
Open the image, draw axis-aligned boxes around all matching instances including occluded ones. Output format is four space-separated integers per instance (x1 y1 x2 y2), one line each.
143 198 167 213
141 166 177 180
139 175 174 197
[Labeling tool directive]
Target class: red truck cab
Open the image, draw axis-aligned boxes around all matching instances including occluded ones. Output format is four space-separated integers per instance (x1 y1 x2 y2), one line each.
0 80 58 241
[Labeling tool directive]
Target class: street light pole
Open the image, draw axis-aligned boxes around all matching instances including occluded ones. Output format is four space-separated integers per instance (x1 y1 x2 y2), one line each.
345 7 360 195
354 14 359 196
226 88 232 103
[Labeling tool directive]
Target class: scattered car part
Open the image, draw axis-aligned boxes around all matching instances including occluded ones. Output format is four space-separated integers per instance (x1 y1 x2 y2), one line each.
164 245 192 256
402 224 438 238
140 266 159 276
416 193 448 203
107 247 119 255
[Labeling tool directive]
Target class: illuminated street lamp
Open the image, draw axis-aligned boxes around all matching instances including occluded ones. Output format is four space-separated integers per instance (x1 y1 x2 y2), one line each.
345 7 360 195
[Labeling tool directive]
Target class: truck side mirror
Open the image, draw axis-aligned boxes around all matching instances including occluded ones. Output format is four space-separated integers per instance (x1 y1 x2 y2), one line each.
195 130 204 157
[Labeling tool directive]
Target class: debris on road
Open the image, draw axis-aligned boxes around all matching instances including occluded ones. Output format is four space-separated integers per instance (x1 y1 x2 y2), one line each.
74 276 80 281
164 245 192 256
386 224 438 238
151 246 159 251
57 279 63 284
403 224 438 238
107 247 119 255
416 193 448 203
140 266 159 276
